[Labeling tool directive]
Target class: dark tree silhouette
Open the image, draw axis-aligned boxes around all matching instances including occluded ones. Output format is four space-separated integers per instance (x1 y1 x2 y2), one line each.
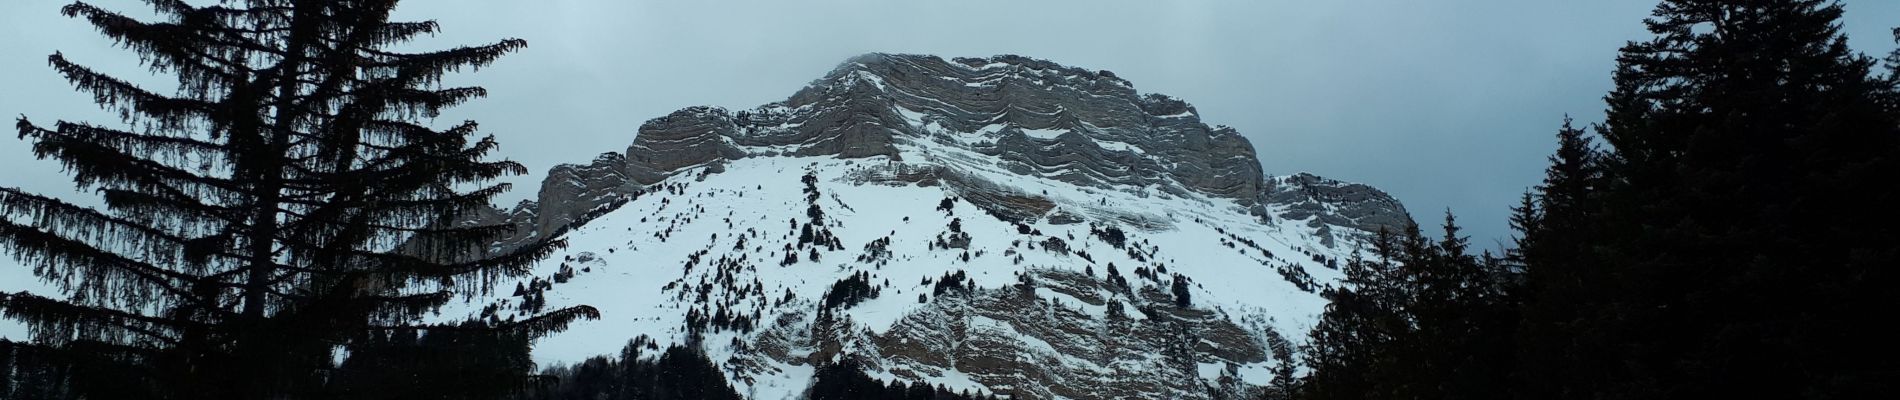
1297 229 1409 400
329 320 538 400
1297 215 1517 400
1169 274 1191 308
517 338 741 400
1542 0 1900 398
0 1 596 398
1301 2 1900 399
1510 117 1611 400
808 358 1001 400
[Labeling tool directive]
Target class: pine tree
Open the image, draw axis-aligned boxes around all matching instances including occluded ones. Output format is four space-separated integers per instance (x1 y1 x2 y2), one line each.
1413 213 1515 400
1169 274 1191 308
1297 230 1410 400
1511 117 1611 400
1297 3 1900 400
1261 327 1298 399
1299 214 1519 400
1540 0 1900 397
0 1 597 398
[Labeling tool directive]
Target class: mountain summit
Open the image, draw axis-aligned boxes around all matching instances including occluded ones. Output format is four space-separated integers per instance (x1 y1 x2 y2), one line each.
446 53 1412 399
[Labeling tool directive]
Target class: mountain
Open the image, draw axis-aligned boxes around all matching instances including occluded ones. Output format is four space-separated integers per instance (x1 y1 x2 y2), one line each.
439 53 1412 399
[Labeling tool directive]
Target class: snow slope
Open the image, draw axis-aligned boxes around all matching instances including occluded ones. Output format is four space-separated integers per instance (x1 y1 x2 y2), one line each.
429 53 1405 399
440 154 1363 399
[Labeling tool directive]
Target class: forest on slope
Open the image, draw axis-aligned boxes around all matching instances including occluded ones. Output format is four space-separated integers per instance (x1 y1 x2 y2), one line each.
1293 1 1900 399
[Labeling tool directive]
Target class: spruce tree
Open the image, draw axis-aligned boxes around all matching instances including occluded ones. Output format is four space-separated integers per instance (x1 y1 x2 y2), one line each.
1296 2 1899 400
0 1 596 398
1299 214 1519 400
1553 0 1900 397
1512 117 1611 400
1297 230 1410 400
1415 213 1515 400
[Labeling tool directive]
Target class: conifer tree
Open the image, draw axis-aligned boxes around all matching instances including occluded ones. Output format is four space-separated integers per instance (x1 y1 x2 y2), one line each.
1296 2 1899 400
1537 0 1900 397
1297 230 1409 400
1299 214 1519 400
0 1 597 398
1413 213 1515 400
1511 118 1611 400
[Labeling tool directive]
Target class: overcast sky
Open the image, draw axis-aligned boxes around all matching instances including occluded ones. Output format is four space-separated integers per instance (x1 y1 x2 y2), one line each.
4 1 1900 327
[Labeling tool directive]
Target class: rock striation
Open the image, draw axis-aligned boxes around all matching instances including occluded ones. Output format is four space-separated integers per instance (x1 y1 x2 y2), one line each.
487 53 1409 246
444 53 1421 400
1265 173 1414 235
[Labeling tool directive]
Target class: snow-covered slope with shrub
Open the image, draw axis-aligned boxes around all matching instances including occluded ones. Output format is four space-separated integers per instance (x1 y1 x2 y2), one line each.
439 54 1412 399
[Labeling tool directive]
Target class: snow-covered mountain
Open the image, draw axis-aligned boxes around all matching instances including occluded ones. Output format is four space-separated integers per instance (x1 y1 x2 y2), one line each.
441 53 1412 399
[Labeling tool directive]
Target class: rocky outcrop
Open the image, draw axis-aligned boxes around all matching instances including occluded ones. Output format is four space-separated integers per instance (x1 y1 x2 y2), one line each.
728 268 1272 400
533 152 637 238
592 53 1277 208
466 153 639 251
1265 173 1414 234
625 107 746 184
474 53 1408 252
434 53 1426 400
794 54 1265 206
770 71 908 158
856 270 1263 399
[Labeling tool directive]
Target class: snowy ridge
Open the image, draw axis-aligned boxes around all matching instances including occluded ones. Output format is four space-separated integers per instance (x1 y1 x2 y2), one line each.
438 54 1413 399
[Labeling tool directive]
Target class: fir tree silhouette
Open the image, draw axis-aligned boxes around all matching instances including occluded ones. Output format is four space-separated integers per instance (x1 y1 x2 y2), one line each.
1 1 596 398
1300 2 1900 399
1552 0 1900 397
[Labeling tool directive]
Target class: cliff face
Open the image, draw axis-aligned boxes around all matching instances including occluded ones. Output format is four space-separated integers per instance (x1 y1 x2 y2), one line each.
625 106 749 184
446 54 1414 399
497 54 1408 247
634 53 1274 207
1266 173 1415 234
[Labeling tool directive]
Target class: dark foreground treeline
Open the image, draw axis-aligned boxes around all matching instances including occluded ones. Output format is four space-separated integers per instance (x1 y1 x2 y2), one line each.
1291 1 1900 400
6 327 1008 400
1 322 539 399
514 337 742 400
512 336 1002 400
803 361 1003 400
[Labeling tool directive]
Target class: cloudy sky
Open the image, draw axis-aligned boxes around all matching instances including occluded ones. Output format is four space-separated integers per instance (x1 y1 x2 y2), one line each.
3 1 1899 331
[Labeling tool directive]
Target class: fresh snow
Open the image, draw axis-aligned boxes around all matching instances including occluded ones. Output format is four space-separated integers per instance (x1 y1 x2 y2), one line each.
433 60 1373 398
434 142 1364 398
1018 128 1068 140
0 54 1381 400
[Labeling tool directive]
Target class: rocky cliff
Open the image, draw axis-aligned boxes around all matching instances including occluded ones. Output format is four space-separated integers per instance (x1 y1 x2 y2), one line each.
445 54 1414 399
494 54 1407 247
